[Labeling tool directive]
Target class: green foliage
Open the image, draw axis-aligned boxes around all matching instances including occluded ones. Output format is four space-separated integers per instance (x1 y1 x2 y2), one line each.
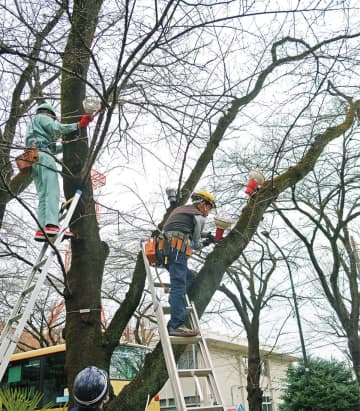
0 386 54 411
279 357 360 411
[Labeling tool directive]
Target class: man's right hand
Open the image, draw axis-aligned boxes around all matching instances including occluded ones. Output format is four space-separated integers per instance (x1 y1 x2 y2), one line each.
78 113 94 128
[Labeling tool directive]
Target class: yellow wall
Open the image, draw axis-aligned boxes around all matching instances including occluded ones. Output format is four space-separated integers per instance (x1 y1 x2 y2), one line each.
111 380 160 411
51 381 160 411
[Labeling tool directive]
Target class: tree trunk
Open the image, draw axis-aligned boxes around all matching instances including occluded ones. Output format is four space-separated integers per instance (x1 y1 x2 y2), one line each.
347 331 360 383
247 331 263 411
60 0 106 402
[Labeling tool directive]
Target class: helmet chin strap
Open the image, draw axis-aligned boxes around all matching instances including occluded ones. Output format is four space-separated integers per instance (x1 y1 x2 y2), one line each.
197 202 209 216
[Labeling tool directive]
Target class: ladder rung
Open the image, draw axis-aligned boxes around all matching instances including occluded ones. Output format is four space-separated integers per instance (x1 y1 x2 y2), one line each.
0 190 82 384
187 406 224 411
163 305 193 315
21 284 36 297
170 335 201 345
33 259 47 270
178 368 212 378
153 282 171 289
9 313 22 323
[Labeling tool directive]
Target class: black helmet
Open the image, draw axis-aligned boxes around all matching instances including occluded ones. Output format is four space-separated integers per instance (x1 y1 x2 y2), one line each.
73 366 109 407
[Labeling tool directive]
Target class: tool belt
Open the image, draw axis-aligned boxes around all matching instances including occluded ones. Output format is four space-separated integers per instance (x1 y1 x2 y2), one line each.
161 231 192 257
144 231 192 267
15 144 39 175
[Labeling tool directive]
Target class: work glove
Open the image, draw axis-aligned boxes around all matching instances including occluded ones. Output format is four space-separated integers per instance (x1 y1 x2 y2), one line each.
206 232 216 242
202 239 212 247
202 232 216 247
78 113 94 128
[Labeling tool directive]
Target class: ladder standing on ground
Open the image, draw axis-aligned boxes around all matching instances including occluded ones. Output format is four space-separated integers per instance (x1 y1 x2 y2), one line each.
0 190 81 381
142 242 225 411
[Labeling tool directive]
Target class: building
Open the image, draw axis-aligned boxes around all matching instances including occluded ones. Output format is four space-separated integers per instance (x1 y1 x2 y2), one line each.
158 331 298 411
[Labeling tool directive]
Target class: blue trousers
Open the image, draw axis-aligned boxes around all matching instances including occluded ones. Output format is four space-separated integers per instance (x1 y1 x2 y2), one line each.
32 151 60 227
163 248 195 329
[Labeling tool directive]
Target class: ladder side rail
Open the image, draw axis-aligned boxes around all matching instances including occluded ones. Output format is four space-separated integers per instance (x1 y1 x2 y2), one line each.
182 297 214 407
184 296 213 370
193 374 204 403
11 190 82 340
0 245 60 381
0 190 82 381
0 339 16 380
158 312 187 411
187 297 225 409
186 299 199 335
193 344 224 409
55 190 82 242
206 374 224 406
141 244 188 411
0 243 49 349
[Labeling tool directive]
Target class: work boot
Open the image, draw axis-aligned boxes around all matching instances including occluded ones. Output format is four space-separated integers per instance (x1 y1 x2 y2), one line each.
44 224 60 236
45 224 74 239
34 226 74 241
34 230 46 242
63 230 74 240
168 326 198 337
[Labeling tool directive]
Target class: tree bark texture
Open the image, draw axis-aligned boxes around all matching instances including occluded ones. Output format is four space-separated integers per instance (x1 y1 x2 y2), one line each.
60 0 106 401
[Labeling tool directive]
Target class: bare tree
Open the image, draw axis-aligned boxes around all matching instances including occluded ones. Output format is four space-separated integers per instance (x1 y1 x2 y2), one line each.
0 2 360 411
275 129 360 382
218 233 283 411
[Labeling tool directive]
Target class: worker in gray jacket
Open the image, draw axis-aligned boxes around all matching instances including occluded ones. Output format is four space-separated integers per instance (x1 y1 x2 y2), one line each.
160 190 216 337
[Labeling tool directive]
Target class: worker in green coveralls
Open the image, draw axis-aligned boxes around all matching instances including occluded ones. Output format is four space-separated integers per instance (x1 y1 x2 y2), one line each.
25 103 93 241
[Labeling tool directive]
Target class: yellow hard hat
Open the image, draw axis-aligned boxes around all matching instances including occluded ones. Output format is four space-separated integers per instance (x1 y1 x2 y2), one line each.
191 190 216 207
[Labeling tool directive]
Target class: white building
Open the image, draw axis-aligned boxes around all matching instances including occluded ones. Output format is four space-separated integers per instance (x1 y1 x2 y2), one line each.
158 331 298 411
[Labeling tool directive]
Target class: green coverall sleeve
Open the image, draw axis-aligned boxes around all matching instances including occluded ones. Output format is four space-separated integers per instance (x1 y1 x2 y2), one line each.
41 115 78 138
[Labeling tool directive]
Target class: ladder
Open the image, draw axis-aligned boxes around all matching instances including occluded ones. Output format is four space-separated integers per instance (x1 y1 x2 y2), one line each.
0 189 82 381
141 242 225 411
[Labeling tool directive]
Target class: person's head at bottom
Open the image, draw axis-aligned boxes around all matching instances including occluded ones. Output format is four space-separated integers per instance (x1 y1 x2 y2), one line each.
73 366 110 409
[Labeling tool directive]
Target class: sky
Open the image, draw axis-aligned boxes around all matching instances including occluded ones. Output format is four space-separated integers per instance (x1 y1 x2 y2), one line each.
1 0 359 370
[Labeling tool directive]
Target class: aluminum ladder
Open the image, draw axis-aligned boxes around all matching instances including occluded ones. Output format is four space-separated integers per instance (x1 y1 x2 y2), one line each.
141 242 225 411
0 189 82 380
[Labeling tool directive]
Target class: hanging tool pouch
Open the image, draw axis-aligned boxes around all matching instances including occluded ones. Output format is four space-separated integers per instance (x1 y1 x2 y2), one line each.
166 232 192 256
157 234 170 267
15 144 39 175
144 236 159 266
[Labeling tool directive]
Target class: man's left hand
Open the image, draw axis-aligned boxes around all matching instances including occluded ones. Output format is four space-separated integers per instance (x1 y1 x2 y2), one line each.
202 233 216 247
206 232 215 242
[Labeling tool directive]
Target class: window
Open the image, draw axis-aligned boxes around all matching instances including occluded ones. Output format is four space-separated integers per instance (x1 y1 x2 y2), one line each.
178 349 197 369
160 397 176 410
0 344 150 409
242 356 268 377
185 395 200 406
110 345 147 380
42 352 67 405
261 360 268 377
1 352 67 408
242 355 248 372
262 395 272 411
160 396 200 409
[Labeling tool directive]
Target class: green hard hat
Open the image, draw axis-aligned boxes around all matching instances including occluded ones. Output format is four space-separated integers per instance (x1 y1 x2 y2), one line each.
36 103 56 117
